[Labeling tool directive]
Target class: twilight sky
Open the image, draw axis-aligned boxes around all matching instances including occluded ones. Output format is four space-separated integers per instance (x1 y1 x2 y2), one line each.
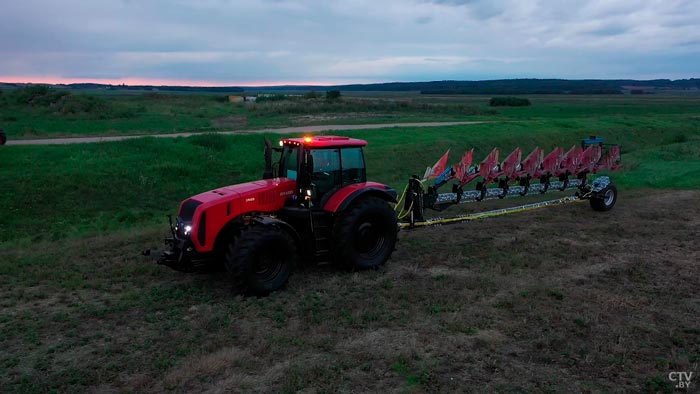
1 0 698 86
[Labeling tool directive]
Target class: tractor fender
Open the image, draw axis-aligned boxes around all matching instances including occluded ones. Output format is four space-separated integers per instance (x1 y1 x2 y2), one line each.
322 182 397 213
251 216 302 245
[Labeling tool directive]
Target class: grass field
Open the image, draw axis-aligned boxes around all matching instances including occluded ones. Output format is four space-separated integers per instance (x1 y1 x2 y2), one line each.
0 87 494 139
2 86 699 139
1 93 700 393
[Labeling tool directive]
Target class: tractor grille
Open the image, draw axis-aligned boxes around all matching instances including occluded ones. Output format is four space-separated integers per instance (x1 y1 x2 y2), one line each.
258 190 276 205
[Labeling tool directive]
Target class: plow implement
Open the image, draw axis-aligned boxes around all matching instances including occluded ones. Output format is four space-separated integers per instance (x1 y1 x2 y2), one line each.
396 136 622 228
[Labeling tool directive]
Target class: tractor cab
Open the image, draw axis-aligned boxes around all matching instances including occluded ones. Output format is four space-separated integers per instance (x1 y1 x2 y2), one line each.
273 136 368 206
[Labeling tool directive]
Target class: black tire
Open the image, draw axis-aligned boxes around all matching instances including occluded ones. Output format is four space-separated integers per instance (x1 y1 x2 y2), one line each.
332 197 398 270
225 225 296 295
590 183 618 212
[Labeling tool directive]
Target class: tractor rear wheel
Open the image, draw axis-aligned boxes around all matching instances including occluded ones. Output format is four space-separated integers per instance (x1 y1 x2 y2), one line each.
332 197 398 270
225 225 296 295
590 183 618 212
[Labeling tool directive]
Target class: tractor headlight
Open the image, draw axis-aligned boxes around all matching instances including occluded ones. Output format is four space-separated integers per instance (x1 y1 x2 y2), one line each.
175 218 193 237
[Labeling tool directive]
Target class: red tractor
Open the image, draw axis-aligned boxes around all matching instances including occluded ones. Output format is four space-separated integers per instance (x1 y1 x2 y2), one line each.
151 136 398 295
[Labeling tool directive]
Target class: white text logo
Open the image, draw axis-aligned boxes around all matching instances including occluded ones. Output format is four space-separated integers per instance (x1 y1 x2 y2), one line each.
668 371 693 389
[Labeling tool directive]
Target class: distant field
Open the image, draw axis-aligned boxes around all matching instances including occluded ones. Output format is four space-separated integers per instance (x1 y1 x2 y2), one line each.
0 87 495 139
1 92 700 393
1 86 699 139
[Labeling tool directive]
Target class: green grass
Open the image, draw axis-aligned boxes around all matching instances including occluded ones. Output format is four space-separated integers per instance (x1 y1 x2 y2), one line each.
1 93 700 393
1 108 699 245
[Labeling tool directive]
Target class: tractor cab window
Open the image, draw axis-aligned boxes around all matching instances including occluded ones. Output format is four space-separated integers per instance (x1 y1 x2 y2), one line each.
310 148 341 199
280 145 299 180
340 147 366 184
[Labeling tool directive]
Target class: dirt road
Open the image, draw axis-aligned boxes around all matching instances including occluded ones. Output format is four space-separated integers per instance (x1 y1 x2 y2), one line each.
4 121 487 146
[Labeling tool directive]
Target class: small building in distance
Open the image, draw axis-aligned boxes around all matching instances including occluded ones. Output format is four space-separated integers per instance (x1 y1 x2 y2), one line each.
228 95 244 103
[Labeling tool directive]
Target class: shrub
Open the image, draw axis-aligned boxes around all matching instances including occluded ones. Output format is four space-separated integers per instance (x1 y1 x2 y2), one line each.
326 90 341 100
489 96 531 107
12 85 69 106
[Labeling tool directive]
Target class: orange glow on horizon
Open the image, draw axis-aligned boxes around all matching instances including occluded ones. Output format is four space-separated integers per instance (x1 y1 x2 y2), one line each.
0 75 372 87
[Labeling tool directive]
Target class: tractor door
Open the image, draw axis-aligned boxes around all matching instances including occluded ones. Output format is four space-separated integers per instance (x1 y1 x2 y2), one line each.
310 148 341 203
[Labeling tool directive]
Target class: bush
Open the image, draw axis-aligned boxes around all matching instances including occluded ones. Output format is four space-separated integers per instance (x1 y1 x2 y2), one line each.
12 85 69 106
489 96 531 107
326 90 341 100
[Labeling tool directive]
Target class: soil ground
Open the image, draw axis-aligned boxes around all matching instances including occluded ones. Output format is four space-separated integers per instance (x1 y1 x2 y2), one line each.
1 189 698 393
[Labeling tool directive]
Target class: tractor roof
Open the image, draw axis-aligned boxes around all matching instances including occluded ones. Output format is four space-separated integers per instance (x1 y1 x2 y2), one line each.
282 135 367 148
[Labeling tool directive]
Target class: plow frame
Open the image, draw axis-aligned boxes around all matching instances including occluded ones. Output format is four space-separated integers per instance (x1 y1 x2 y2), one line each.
398 175 614 228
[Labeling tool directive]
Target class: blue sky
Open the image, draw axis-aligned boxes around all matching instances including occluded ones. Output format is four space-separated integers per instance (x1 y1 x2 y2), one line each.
1 0 698 86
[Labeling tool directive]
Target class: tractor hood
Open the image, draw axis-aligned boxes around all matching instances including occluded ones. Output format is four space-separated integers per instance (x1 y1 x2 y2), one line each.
178 177 298 253
184 177 298 212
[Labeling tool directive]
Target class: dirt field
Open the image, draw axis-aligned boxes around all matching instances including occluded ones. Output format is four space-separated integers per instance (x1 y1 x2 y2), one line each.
1 189 698 393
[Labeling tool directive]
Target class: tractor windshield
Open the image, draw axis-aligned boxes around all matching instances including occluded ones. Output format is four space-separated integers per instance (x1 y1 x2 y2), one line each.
280 145 299 180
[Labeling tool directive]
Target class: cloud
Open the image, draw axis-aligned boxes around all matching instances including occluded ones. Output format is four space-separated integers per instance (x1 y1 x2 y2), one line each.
0 0 698 85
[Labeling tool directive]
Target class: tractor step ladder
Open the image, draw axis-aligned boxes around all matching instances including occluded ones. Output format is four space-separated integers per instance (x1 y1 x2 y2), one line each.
311 210 333 260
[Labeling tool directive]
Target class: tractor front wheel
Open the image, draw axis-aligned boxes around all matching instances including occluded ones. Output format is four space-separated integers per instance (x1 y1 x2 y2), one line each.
590 183 618 212
332 197 398 270
225 225 296 295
